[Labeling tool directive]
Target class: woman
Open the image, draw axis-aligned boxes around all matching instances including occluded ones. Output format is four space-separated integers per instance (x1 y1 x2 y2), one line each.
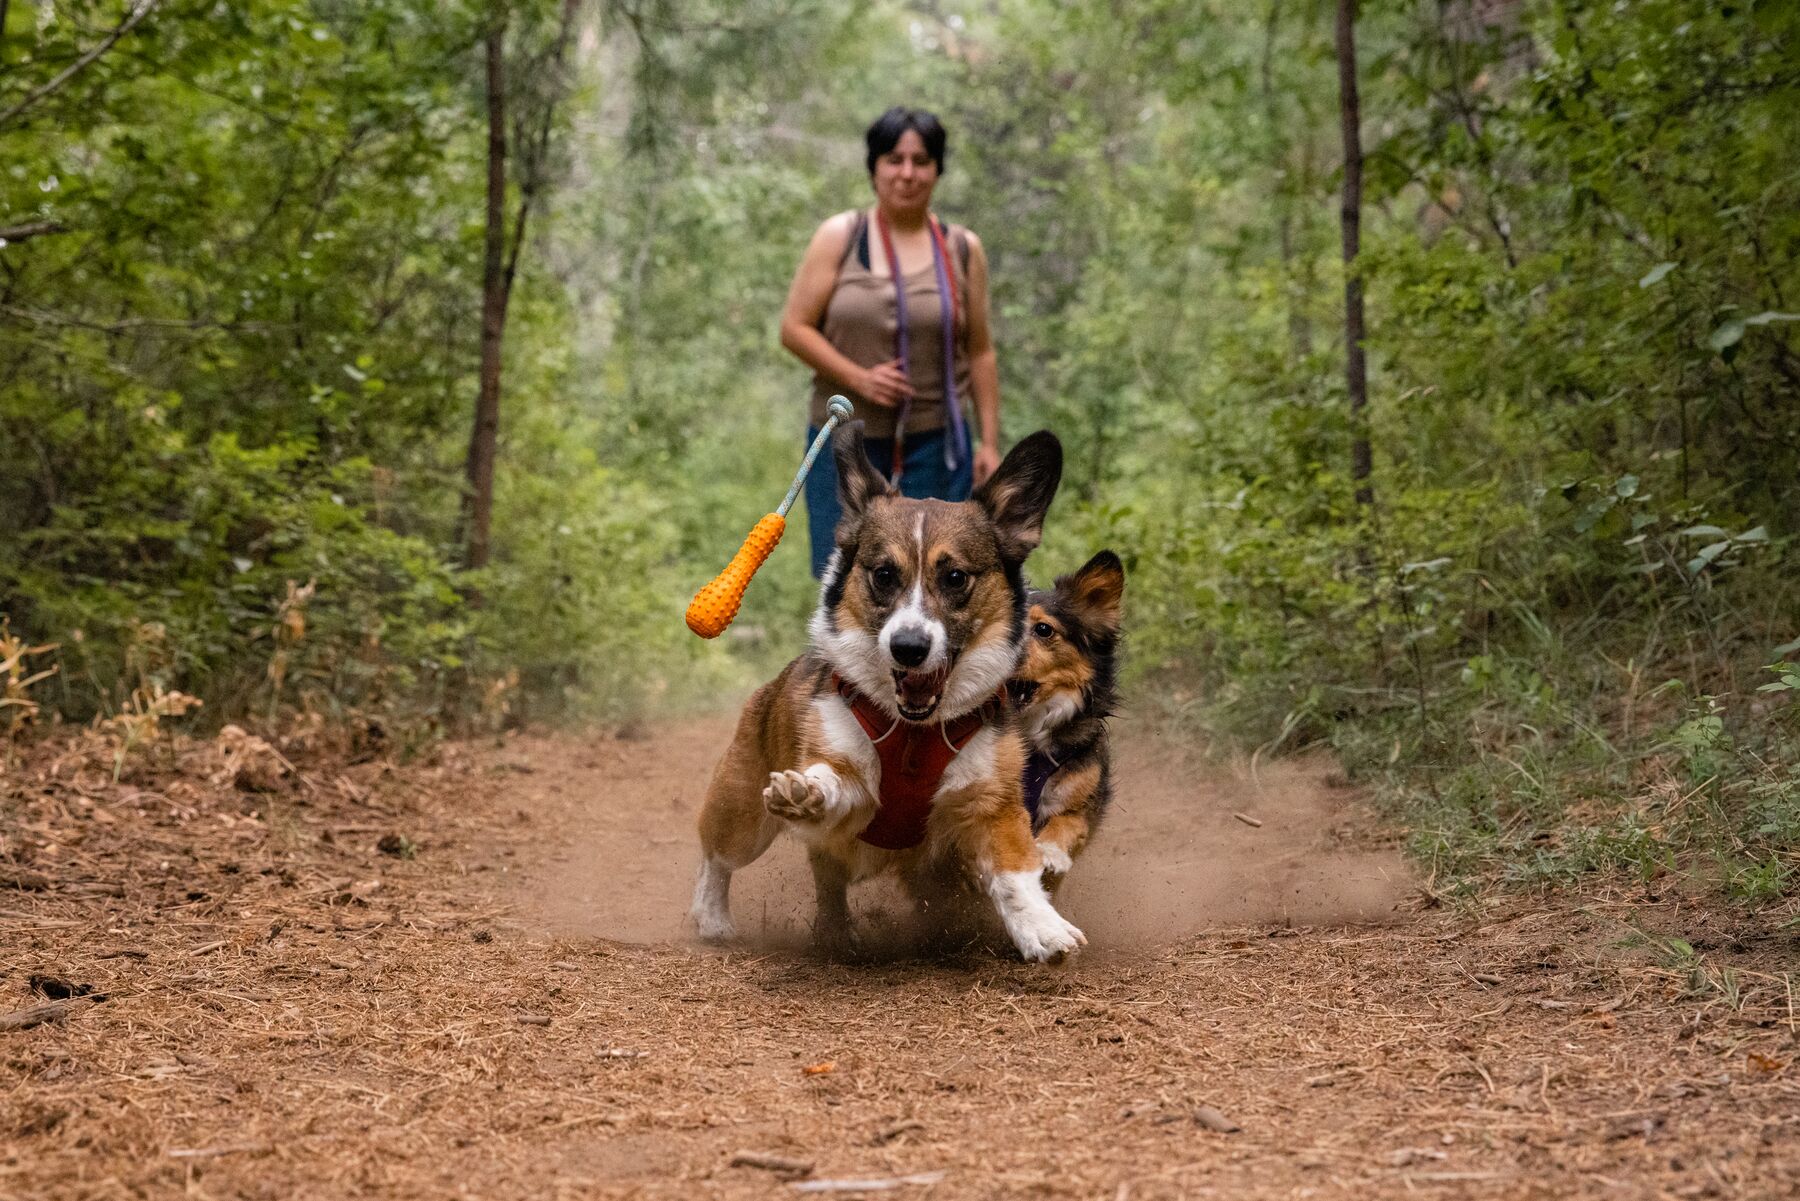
780 106 1003 577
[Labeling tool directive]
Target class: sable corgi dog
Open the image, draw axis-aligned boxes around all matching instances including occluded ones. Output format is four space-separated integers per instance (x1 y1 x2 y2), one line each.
689 423 1086 962
1009 551 1124 886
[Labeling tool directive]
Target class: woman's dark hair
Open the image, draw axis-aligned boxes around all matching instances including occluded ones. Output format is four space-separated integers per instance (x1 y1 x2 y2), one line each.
864 106 947 175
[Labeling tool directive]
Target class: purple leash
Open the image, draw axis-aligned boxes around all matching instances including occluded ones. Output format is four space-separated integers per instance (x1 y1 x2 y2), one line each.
874 211 964 484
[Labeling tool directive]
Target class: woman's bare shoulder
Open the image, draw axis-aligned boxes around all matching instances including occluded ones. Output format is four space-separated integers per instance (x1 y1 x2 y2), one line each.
808 209 863 251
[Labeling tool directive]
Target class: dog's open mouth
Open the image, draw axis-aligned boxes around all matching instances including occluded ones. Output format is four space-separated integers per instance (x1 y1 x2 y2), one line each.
1007 678 1040 707
893 667 948 721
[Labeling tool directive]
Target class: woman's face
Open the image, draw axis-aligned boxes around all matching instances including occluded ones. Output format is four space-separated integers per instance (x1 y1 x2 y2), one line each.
871 129 939 213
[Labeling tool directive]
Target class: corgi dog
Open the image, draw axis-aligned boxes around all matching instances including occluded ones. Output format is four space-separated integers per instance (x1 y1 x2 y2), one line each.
689 423 1086 962
1009 551 1124 886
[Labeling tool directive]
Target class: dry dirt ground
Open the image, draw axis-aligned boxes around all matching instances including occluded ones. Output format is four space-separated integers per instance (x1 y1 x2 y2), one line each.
3 714 1797 1200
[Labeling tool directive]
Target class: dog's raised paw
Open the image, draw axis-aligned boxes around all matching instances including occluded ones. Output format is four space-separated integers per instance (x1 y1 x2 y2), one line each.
763 769 829 822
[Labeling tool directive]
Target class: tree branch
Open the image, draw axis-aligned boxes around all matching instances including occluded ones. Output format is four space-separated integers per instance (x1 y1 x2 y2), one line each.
0 0 163 129
0 221 68 246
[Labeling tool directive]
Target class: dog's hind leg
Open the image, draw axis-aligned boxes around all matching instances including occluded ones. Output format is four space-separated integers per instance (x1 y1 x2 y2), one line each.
691 743 781 943
806 847 857 958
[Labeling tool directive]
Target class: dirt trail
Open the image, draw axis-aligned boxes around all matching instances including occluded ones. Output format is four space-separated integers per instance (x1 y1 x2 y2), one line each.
5 716 1797 1200
519 715 1411 948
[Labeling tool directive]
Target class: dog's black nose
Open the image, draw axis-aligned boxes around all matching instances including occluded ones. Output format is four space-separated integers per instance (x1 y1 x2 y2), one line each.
890 629 931 669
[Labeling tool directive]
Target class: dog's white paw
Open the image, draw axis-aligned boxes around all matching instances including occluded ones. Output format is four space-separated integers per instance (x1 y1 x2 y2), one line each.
1010 906 1086 964
1037 840 1073 878
691 904 737 943
764 768 830 822
988 869 1087 964
690 859 736 942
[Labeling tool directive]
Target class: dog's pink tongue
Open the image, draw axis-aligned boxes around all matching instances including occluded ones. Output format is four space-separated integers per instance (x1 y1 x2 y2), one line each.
898 669 944 709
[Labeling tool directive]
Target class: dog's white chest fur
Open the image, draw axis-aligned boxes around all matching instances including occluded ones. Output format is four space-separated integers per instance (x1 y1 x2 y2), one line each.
1019 692 1080 752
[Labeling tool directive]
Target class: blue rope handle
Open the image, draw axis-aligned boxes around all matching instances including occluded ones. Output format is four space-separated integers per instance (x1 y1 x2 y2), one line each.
778 395 854 517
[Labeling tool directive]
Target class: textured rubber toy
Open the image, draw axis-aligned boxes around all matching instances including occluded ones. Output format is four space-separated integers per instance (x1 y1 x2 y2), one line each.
685 513 785 638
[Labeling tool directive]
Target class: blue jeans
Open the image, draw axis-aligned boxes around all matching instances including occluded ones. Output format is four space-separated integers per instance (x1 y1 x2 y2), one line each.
804 424 973 578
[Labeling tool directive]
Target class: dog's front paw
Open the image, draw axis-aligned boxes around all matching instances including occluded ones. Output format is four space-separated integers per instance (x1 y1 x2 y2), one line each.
1011 907 1086 964
764 769 830 822
1036 840 1074 879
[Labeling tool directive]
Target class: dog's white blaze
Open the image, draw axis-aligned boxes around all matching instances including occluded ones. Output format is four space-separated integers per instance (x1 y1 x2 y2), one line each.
986 868 1085 962
1020 690 1081 751
939 626 1020 720
880 578 947 675
936 724 997 797
812 694 880 793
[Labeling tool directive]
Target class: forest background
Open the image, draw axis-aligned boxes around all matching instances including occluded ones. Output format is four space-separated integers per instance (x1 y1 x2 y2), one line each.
2 0 1796 906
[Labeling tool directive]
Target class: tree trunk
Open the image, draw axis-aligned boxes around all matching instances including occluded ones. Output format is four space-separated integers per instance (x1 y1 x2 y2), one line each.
463 16 510 574
1336 0 1373 508
461 0 581 574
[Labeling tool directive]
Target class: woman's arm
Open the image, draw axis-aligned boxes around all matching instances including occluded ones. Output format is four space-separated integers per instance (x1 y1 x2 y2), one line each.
963 231 1002 484
779 212 911 409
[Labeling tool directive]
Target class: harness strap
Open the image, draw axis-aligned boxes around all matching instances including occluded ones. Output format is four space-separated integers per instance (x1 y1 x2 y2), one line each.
1021 748 1060 830
832 674 1001 850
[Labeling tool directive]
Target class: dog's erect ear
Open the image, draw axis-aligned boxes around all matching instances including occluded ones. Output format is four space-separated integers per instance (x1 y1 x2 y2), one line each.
973 431 1062 563
1060 550 1125 633
832 420 893 525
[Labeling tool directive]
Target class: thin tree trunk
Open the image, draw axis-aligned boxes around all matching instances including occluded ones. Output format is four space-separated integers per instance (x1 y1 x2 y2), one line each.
461 0 581 574
463 14 510 574
1335 0 1373 508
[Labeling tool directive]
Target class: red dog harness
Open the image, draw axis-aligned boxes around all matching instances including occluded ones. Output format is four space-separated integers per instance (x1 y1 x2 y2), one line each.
834 675 1003 850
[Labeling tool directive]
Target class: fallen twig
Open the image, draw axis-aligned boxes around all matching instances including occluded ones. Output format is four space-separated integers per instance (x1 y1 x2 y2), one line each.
730 1150 814 1176
793 1172 946 1192
874 1119 925 1144
166 1144 270 1160
1 866 53 890
0 997 99 1032
1231 812 1262 828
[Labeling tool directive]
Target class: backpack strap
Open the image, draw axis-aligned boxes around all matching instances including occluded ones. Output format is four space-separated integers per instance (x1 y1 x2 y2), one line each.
843 209 869 271
835 208 871 271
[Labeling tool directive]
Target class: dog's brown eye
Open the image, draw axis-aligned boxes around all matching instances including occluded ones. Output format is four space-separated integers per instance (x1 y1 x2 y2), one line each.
872 564 899 591
1033 622 1055 641
945 569 968 591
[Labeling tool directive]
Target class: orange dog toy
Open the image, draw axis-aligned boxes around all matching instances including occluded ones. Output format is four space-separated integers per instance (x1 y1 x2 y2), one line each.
686 395 853 638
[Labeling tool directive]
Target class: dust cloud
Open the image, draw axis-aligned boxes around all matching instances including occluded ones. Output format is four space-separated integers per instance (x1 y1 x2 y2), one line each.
506 715 1413 953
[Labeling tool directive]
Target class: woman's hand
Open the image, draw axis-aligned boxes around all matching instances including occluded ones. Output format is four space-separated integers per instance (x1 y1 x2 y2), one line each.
859 359 914 409
972 442 1001 486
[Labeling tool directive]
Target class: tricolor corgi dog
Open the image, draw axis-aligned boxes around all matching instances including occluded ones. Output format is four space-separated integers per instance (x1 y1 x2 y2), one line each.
689 423 1086 962
1009 551 1124 887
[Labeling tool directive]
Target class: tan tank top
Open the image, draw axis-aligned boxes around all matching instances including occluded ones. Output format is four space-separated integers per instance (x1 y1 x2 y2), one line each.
807 211 973 439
